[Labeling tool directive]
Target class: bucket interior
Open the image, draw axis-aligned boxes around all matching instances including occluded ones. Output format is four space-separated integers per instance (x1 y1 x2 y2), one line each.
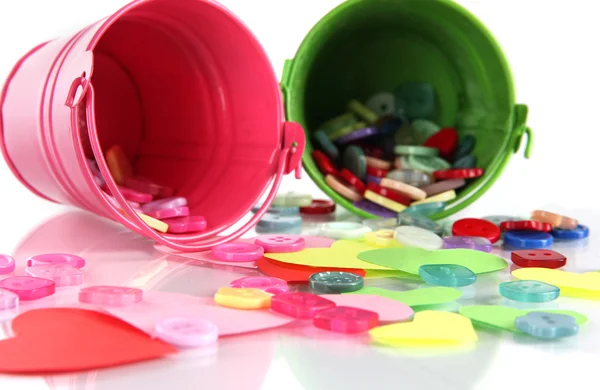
85 0 283 231
287 0 515 218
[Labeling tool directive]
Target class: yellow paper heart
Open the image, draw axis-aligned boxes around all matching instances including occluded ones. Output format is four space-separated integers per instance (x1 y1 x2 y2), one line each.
511 268 600 299
369 311 478 346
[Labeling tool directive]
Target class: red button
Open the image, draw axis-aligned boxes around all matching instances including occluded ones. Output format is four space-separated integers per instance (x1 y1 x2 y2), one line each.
424 128 458 160
433 168 484 180
500 220 552 233
366 165 388 178
511 250 567 269
300 199 336 215
312 150 338 176
362 145 385 159
452 218 501 243
366 182 412 206
339 169 366 194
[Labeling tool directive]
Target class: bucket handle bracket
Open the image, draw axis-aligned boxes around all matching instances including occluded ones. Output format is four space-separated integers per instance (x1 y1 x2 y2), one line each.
511 104 533 159
282 121 305 179
65 73 91 109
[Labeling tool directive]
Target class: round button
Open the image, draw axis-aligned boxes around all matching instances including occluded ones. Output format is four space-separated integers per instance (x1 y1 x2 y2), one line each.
366 182 411 206
230 276 289 294
339 169 366 194
309 271 364 294
321 222 371 240
0 255 15 275
78 285 143 307
433 168 484 180
394 226 443 250
0 276 56 301
500 220 552 233
300 199 336 215
254 235 305 253
211 243 265 262
154 317 218 348
25 264 83 287
423 128 458 160
0 288 19 311
452 218 501 243
312 150 338 176
27 253 86 269
366 92 396 117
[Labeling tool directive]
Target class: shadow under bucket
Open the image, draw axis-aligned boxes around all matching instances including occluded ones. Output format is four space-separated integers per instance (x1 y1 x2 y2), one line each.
0 0 305 251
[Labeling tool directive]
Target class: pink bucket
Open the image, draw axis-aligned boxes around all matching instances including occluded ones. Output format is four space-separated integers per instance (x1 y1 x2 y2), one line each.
0 0 305 252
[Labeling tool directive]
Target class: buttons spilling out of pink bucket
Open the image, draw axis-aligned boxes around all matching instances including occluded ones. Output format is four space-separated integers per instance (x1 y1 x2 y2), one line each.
310 86 485 216
86 145 208 234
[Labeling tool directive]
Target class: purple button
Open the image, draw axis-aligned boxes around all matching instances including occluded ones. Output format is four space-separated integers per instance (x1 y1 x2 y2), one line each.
335 126 380 145
0 288 19 311
364 175 382 185
353 200 397 218
0 255 15 275
442 236 493 253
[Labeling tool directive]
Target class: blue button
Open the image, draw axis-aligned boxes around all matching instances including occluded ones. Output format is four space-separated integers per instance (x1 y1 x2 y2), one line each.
257 214 302 232
515 312 579 339
503 231 553 249
499 280 560 302
309 271 364 294
452 155 477 169
418 264 477 287
550 225 589 240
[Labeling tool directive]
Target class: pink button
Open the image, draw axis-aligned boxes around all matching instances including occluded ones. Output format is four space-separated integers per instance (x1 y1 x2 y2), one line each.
271 292 336 319
116 185 153 204
141 197 188 213
154 317 218 348
211 243 264 262
105 194 141 211
313 306 379 333
25 264 83 287
146 206 190 220
254 235 306 253
124 176 173 198
166 216 207 234
0 288 19 311
0 276 55 301
0 255 15 275
230 276 289 294
26 253 86 269
79 286 143 307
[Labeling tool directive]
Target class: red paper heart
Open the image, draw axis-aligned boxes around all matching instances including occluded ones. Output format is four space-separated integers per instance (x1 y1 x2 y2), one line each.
0 308 177 374
256 256 366 283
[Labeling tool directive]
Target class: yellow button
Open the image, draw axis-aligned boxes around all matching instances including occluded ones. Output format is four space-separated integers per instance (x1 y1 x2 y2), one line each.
364 191 407 213
365 230 403 248
410 190 456 206
214 288 272 309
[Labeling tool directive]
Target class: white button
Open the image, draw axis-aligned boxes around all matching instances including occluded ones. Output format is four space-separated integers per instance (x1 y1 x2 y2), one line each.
394 226 443 250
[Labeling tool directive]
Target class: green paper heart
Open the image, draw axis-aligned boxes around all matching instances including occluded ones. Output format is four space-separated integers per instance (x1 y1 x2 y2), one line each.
346 286 462 307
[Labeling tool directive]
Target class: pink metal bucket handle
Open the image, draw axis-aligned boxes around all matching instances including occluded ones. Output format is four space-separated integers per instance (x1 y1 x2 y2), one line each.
67 74 305 252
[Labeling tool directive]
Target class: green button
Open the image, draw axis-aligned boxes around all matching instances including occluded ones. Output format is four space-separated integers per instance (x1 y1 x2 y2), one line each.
343 145 367 179
321 113 357 137
408 155 451 174
394 123 417 145
394 145 439 157
412 119 441 145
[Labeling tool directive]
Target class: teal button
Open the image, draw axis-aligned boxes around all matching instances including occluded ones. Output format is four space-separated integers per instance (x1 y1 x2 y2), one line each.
418 264 477 287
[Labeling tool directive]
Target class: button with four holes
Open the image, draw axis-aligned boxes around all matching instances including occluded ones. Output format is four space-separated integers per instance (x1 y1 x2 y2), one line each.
309 271 364 294
503 231 553 249
270 292 336 319
254 235 305 253
154 317 218 348
452 218 501 243
314 306 380 333
511 250 566 269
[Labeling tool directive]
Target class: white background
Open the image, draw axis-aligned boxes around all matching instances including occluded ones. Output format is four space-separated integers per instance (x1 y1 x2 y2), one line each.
0 1 599 389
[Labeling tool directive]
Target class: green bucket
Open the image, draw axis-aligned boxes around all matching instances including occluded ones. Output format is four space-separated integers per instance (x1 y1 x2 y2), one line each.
280 0 534 220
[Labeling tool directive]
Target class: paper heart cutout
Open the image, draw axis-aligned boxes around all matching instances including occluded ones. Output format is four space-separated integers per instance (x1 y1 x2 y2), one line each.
369 311 478 346
322 294 414 322
103 291 295 336
346 286 462 307
364 269 421 281
358 247 507 275
255 256 365 283
459 305 588 333
0 308 176 374
511 268 600 299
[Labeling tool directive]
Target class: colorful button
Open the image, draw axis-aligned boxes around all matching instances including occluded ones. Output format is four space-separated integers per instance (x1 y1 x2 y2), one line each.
442 236 493 252
379 178 426 201
79 286 143 307
343 145 367 179
321 113 357 138
25 264 83 287
212 243 265 262
452 155 477 169
105 144 133 185
366 165 389 178
272 192 312 207
321 222 371 240
112 185 153 204
500 220 552 233
410 190 456 206
365 230 397 247
0 255 15 275
396 214 443 235
154 318 218 348
336 126 380 145
420 179 466 197
408 155 451 174
348 99 379 124
252 204 299 216
257 214 302 232
165 216 207 234
124 176 173 198
364 190 408 213
365 156 392 171
363 218 401 231
454 135 476 160
423 128 458 160
401 202 446 217
140 197 188 214
0 288 19 311
499 280 560 303
313 130 340 161
325 175 363 202
366 92 396 117
270 292 336 319
394 84 436 121
254 235 305 253
418 264 477 287
511 250 566 269
551 225 589 240
482 215 523 227
230 276 289 294
353 200 397 219
366 182 411 206
314 306 379 333
515 312 578 339
452 218 501 243
214 287 272 309
531 210 579 230
394 226 443 250
300 199 336 215
27 253 86 269
312 150 338 176
146 206 190 220
309 271 364 294
339 169 367 194
0 276 55 301
433 168 484 180
504 231 553 249
394 145 439 157
386 169 432 187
